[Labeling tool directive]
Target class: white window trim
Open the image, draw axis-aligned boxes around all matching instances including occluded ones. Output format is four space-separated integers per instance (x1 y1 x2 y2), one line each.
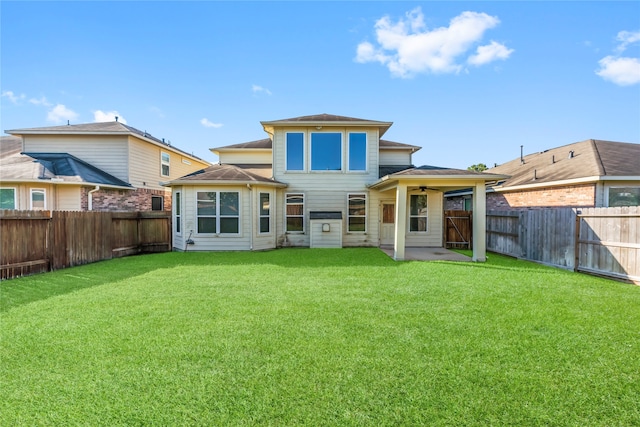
605 185 640 207
347 132 368 173
258 192 271 235
161 152 170 177
285 132 306 172
347 193 367 233
0 187 17 210
174 191 182 235
30 188 46 211
408 193 428 233
196 191 241 236
285 192 305 234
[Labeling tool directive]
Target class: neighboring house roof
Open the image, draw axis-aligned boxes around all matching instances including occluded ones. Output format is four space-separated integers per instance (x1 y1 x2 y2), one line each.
166 163 287 187
260 113 393 137
0 135 132 188
487 139 640 190
5 121 209 164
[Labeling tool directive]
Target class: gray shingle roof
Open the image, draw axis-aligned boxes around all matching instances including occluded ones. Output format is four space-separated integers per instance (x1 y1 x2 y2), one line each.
260 113 393 137
392 165 505 178
265 113 387 123
169 163 286 187
487 139 640 188
213 137 420 153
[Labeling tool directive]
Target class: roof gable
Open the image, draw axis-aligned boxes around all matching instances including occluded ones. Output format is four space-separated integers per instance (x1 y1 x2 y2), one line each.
260 113 393 137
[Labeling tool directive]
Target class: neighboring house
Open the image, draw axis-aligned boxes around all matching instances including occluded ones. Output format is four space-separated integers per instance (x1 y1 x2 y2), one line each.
1 121 210 211
445 139 640 211
166 114 507 261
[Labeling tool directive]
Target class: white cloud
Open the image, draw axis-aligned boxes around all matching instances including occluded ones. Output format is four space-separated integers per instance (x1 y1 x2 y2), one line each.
468 40 514 66
29 96 52 107
47 104 79 123
355 8 511 77
2 90 26 104
596 29 640 86
615 30 640 53
596 56 640 86
200 118 223 128
94 110 127 123
252 84 272 95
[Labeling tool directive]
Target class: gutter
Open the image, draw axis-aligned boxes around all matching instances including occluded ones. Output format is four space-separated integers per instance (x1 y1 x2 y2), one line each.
87 185 100 211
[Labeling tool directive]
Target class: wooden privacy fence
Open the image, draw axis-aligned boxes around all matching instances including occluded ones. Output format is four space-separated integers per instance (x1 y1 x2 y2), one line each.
444 210 472 249
487 207 640 283
1 210 172 280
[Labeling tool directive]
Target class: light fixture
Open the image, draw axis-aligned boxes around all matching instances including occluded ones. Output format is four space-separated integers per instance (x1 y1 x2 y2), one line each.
316 126 322 130
419 186 427 192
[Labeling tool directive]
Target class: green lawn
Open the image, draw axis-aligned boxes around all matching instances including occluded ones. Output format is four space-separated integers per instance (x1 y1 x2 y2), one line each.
1 249 639 426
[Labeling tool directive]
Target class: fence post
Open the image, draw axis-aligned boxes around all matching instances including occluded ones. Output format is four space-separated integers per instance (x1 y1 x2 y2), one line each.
574 210 581 272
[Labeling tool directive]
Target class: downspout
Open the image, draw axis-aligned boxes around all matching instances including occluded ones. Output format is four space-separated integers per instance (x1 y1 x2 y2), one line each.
247 184 253 250
87 185 100 211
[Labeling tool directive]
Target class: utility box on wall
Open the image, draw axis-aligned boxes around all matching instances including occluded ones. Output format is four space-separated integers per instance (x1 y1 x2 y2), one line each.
309 211 343 248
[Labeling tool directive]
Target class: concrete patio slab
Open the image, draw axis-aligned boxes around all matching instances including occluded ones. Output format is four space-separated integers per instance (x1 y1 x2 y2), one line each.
380 246 472 262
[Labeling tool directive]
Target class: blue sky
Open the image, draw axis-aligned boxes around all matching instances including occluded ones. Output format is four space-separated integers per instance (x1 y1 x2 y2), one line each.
2 1 639 169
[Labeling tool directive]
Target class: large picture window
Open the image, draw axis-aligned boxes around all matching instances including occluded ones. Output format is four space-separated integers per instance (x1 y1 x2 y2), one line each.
259 192 270 233
348 133 367 171
286 193 304 233
286 133 304 171
30 189 46 210
197 191 239 234
311 132 342 171
409 194 428 232
0 188 16 210
348 194 366 232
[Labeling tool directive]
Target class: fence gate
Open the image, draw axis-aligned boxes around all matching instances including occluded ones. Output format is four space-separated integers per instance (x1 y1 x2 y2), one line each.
444 210 472 249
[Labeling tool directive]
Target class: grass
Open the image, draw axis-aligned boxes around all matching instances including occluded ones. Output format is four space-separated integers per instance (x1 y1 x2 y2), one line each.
1 248 639 426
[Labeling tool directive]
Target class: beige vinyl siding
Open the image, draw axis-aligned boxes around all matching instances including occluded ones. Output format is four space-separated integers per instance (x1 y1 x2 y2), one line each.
128 137 209 190
55 186 81 210
180 185 252 251
23 135 129 182
310 219 343 248
379 149 412 166
218 150 272 165
252 187 277 251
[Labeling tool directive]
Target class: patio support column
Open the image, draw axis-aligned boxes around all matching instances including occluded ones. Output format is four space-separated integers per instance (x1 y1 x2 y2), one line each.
472 181 487 262
394 183 408 260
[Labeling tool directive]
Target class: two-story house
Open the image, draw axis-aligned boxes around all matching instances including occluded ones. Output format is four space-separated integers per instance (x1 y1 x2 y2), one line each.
167 114 507 261
1 121 210 211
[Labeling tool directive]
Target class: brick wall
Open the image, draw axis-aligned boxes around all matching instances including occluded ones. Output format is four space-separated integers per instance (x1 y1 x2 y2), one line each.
487 184 596 210
445 184 597 211
81 187 172 212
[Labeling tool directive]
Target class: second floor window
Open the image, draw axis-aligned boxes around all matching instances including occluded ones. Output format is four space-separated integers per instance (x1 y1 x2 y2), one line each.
348 133 367 171
286 133 304 171
161 152 170 177
311 132 342 171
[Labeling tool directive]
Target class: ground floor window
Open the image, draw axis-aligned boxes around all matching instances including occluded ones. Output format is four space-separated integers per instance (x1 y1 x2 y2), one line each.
152 195 164 211
608 187 640 207
348 194 366 232
174 192 181 234
259 192 270 233
286 193 304 232
30 189 46 210
197 191 239 234
0 188 16 209
409 194 428 232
